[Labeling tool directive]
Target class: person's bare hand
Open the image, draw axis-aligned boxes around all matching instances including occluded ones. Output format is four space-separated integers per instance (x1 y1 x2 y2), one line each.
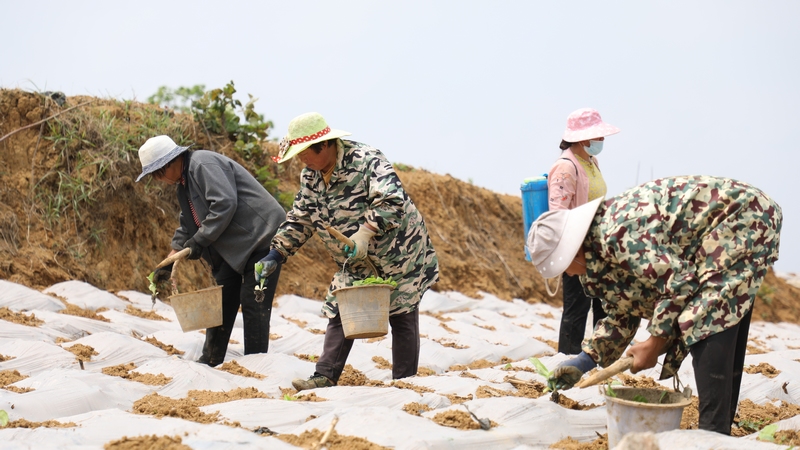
625 335 667 373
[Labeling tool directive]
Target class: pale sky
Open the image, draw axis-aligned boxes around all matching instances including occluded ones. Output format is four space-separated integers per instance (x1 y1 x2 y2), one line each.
2 1 799 273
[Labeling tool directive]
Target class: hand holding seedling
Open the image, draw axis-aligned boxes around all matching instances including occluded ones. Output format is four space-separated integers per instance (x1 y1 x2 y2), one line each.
550 352 596 390
625 335 667 373
254 249 283 302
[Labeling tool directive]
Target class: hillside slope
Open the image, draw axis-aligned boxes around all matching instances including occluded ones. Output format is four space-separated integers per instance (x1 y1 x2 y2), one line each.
1 89 798 323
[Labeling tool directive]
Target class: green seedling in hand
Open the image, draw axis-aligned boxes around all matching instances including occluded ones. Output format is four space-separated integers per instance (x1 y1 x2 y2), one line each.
529 357 556 392
147 272 158 300
254 261 267 302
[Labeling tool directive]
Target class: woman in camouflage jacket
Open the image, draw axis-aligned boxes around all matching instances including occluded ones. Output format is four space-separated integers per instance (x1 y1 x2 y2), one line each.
256 112 439 391
527 175 782 434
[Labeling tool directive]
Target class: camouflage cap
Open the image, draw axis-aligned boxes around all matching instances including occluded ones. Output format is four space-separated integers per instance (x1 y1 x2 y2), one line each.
526 197 603 278
278 112 351 163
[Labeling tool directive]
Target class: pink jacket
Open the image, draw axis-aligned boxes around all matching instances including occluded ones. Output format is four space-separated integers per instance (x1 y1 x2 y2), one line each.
547 148 599 211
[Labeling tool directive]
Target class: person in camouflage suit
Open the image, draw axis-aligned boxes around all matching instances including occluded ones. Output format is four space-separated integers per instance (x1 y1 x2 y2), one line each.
255 112 439 391
527 175 782 434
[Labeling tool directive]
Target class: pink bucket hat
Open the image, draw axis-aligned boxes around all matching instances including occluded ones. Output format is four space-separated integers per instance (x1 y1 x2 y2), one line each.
561 108 620 143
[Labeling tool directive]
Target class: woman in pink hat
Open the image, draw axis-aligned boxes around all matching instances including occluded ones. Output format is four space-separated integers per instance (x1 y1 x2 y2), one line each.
548 108 620 355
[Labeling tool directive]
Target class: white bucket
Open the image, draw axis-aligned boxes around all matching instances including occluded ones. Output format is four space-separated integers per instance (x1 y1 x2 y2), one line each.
332 284 392 339
605 387 692 448
169 285 223 332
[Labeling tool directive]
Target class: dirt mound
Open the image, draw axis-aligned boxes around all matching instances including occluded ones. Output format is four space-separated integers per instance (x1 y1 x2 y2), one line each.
1 89 799 324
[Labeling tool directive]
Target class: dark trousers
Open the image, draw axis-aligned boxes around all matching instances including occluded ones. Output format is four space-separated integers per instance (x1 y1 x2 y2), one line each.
315 309 420 383
199 249 281 366
690 308 752 435
558 273 607 355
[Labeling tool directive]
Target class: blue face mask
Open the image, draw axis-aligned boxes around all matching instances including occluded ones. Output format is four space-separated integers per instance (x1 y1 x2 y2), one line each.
585 139 604 156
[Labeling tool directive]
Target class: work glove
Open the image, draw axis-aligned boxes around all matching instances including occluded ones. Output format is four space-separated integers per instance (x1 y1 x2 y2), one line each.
255 248 285 285
184 238 203 260
344 225 376 261
152 264 173 284
549 351 596 391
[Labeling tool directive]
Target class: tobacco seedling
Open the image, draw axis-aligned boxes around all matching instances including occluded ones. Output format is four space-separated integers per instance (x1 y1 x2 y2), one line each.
758 423 778 443
529 357 556 392
254 261 267 302
147 272 158 301
0 410 8 427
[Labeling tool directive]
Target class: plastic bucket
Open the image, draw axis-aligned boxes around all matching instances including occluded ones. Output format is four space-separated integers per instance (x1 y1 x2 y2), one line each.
520 175 549 261
168 285 223 332
605 387 692 448
332 284 392 339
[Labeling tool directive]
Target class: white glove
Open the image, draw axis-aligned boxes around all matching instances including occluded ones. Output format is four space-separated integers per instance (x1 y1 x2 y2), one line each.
348 225 376 260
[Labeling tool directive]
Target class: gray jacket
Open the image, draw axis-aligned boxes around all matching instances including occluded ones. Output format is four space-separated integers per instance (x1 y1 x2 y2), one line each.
171 150 286 274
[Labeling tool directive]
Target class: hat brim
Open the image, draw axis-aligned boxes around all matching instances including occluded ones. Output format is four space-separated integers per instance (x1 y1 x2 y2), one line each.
135 145 189 182
278 129 351 163
562 124 620 143
528 197 604 278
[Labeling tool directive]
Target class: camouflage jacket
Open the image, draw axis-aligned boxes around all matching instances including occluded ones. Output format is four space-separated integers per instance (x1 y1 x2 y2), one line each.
580 176 782 379
272 140 439 318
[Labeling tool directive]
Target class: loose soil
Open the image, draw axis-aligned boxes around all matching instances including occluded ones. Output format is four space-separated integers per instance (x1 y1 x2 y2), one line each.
0 307 42 326
416 367 436 377
744 362 780 378
143 336 184 356
276 429 390 450
402 402 433 416
0 369 33 393
104 435 190 450
767 429 800 446
6 418 77 429
732 399 800 437
131 388 266 424
59 303 110 322
216 360 264 379
372 356 392 370
101 362 172 385
124 304 168 321
550 434 608 450
430 409 497 430
64 343 98 361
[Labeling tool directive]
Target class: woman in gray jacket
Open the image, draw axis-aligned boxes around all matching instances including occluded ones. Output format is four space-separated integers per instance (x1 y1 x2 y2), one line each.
136 135 286 366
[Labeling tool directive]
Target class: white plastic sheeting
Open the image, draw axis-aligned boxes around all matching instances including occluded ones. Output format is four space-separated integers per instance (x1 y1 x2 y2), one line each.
0 280 65 312
0 279 797 449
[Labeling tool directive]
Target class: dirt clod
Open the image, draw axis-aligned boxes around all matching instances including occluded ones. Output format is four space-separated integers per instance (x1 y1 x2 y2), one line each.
276 429 389 450
64 343 98 361
0 307 43 326
104 434 190 450
216 360 265 379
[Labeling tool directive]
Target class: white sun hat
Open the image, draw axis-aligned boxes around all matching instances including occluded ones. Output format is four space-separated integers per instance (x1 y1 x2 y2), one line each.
526 197 604 278
135 135 190 182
